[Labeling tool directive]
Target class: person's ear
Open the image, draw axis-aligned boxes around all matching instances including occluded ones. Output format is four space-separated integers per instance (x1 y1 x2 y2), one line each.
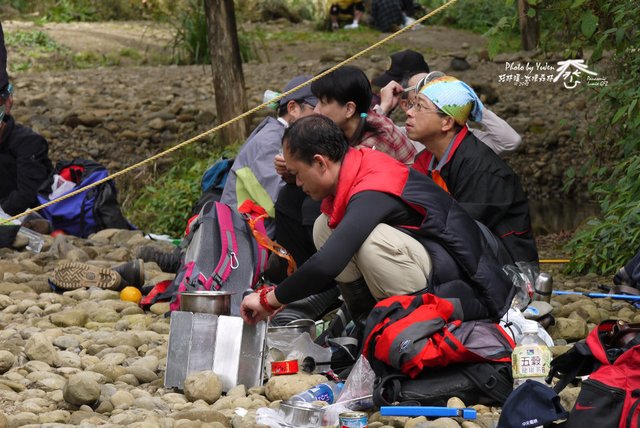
441 116 456 132
287 100 301 117
313 154 328 171
344 101 357 119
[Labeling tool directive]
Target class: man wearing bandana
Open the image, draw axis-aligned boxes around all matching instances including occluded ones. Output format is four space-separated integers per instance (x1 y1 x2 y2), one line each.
404 76 538 265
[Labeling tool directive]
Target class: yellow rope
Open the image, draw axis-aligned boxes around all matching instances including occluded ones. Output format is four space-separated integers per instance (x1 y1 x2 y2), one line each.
539 259 571 263
0 0 459 227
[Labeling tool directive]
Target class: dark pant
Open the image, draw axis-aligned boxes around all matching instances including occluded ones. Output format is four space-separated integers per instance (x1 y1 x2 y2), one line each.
275 184 321 267
272 184 339 324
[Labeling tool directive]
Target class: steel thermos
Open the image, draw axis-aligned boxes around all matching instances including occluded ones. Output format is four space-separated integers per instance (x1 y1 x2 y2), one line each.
533 272 553 303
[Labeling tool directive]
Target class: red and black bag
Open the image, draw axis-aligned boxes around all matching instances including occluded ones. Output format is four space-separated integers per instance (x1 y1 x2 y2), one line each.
363 293 514 378
363 293 515 406
549 320 640 428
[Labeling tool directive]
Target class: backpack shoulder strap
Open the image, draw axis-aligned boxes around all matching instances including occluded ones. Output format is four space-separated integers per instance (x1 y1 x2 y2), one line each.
205 202 239 289
550 341 596 393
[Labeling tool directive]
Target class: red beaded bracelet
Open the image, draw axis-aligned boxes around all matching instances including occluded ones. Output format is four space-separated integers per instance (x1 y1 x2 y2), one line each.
259 286 279 312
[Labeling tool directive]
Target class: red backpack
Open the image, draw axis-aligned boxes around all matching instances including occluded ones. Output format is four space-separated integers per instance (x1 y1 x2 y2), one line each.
549 320 640 428
362 293 514 379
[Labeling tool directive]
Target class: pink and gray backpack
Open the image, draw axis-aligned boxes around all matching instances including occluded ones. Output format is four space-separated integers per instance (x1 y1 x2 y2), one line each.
167 201 269 315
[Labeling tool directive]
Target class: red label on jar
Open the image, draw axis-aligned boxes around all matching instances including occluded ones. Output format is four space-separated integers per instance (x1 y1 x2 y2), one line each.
271 360 299 375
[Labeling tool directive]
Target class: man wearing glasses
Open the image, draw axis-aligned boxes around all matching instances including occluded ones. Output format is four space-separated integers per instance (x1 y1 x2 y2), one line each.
0 23 53 218
403 76 538 266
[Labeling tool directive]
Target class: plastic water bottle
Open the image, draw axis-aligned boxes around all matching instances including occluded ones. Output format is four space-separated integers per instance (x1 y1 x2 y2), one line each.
512 320 551 388
289 381 344 404
0 213 45 253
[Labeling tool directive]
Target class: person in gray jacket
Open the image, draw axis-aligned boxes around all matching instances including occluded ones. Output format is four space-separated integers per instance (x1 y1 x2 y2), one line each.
220 76 317 237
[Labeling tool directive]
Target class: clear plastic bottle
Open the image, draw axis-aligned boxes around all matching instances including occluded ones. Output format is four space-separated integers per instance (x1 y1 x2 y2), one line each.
289 381 344 404
0 213 45 253
512 320 551 388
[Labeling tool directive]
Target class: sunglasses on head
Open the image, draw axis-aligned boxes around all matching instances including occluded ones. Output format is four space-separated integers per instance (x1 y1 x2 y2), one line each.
403 71 446 94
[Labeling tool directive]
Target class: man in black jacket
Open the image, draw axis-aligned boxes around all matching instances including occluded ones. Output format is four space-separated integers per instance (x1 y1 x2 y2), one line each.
405 76 538 265
0 22 53 217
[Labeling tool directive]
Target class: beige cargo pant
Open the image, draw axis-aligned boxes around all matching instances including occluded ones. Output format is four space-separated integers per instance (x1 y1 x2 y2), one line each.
313 213 432 300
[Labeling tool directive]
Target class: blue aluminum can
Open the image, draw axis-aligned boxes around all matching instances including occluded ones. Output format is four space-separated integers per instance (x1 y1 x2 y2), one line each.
339 411 368 427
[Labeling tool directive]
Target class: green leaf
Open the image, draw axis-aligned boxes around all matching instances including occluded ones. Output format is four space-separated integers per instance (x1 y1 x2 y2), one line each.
612 106 627 124
581 11 598 38
571 0 587 7
615 27 626 45
526 8 536 18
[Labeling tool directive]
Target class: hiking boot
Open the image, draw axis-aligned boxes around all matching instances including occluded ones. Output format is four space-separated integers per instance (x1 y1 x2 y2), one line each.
136 245 182 273
337 277 377 329
21 213 53 235
113 259 145 288
52 262 123 290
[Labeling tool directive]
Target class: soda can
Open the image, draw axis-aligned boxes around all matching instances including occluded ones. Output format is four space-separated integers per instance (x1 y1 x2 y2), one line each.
339 411 368 427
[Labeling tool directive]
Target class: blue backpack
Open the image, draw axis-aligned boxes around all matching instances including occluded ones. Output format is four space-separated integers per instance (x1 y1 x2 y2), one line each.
37 159 133 238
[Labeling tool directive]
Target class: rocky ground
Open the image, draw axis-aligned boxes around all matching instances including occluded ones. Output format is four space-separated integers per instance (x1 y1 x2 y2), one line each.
1 228 636 427
3 19 597 205
0 18 629 428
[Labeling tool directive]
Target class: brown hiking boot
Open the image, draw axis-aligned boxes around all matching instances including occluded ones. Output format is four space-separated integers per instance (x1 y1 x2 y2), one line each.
52 262 123 290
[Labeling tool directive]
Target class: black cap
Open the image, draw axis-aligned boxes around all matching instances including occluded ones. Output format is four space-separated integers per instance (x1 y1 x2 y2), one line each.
371 50 429 88
278 75 318 108
497 380 569 428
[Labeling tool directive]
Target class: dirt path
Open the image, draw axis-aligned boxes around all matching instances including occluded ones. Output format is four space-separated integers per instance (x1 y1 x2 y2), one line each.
3 20 173 55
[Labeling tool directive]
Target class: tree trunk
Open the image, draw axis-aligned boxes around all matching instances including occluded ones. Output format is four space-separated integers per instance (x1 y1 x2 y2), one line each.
204 0 248 146
518 0 539 51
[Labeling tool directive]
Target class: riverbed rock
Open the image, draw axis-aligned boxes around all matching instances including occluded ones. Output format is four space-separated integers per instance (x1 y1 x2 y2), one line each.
264 373 328 401
183 371 223 404
63 373 101 406
0 351 15 374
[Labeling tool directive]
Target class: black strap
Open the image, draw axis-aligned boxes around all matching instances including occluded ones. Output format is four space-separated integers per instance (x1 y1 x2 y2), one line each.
551 342 594 393
460 363 513 404
373 374 408 406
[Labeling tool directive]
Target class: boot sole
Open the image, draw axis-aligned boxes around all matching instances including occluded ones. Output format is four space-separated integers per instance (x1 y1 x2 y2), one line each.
53 262 121 290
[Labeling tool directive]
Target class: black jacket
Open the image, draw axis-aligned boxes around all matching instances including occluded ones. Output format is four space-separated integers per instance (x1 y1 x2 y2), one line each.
415 129 538 264
0 115 53 215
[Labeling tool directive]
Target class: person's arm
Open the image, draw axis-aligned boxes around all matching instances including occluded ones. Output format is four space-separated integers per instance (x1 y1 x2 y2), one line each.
377 81 405 116
469 108 522 156
241 192 402 323
1 129 51 216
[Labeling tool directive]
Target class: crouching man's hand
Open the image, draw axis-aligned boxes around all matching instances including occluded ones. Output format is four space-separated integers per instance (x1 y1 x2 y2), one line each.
240 287 283 324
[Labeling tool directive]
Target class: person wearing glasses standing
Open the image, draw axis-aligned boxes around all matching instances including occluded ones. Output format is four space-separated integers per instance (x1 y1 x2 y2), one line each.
404 76 538 266
0 22 53 218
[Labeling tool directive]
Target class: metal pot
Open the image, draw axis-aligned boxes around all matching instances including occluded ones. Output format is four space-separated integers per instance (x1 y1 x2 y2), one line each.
279 400 324 427
178 290 232 315
268 318 317 340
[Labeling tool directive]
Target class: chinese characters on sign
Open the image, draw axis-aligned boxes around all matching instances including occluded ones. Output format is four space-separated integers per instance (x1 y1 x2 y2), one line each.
498 60 608 88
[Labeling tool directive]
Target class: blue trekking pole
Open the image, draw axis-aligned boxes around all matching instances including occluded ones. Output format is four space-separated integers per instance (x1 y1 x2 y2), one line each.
553 290 640 301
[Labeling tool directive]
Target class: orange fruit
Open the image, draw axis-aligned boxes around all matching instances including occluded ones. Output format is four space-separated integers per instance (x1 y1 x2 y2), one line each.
120 286 142 304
